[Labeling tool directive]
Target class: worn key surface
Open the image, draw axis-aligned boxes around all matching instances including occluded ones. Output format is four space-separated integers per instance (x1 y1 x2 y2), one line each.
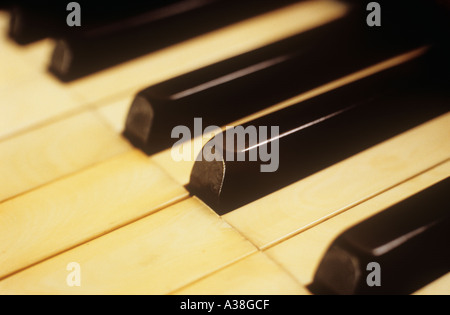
1 1 448 292
0 0 349 283
1 115 448 293
0 150 188 280
3 138 446 294
265 160 450 295
0 110 131 202
223 112 450 249
0 1 345 205
174 252 309 295
175 162 450 295
0 198 256 294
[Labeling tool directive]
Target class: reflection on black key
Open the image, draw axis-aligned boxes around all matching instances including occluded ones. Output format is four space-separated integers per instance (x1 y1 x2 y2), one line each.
48 0 300 81
123 0 448 155
309 177 450 295
187 48 450 214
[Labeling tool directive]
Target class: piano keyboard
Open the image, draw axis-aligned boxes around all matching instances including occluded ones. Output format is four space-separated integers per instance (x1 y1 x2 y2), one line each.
0 0 449 295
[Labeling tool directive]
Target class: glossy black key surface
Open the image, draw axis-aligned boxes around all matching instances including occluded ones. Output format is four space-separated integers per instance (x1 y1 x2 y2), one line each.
8 0 185 45
123 0 448 155
187 48 450 214
47 0 300 81
309 177 450 295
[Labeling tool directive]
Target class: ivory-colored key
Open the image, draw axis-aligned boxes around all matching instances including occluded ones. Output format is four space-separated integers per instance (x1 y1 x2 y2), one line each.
0 198 256 295
0 110 131 202
0 43 31 90
413 273 450 295
174 252 309 295
0 150 188 280
94 95 135 134
1 37 55 73
223 113 450 249
0 11 7 31
264 160 450 289
0 72 83 141
0 16 70 134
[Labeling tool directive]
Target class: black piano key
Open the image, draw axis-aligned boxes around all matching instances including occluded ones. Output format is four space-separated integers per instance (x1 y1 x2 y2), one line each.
8 1 186 45
8 3 64 45
187 48 450 214
123 0 448 155
9 5 48 44
48 0 300 81
0 1 12 10
123 17 367 155
308 177 450 295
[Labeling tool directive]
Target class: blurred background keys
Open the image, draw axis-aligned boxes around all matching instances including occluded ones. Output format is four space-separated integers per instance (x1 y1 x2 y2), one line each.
45 0 301 81
8 0 186 45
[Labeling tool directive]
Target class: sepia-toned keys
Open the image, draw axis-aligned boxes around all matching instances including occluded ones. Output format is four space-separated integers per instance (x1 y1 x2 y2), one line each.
188 48 450 214
309 177 450 295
